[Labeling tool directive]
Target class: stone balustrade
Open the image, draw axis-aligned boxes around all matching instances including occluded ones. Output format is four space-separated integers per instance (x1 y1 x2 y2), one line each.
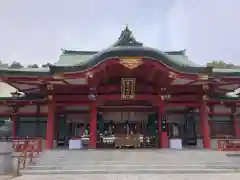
0 142 13 175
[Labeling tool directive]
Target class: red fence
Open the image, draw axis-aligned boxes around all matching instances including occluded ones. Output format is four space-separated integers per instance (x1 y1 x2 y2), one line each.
15 138 42 176
218 138 240 151
12 137 42 152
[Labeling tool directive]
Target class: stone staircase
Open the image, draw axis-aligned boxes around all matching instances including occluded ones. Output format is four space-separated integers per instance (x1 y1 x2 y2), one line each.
21 149 240 174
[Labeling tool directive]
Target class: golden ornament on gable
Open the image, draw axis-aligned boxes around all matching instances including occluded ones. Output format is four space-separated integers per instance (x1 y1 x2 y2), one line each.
86 72 93 78
47 84 54 90
39 79 45 84
119 57 143 69
48 95 53 100
168 72 177 79
202 95 209 101
202 84 209 91
53 73 64 80
159 94 171 101
199 74 209 80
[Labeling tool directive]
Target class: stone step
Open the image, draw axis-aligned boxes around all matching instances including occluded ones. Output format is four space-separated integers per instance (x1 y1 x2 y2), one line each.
36 158 233 163
26 164 240 171
20 168 240 175
33 161 240 170
37 161 236 165
35 160 237 163
24 150 240 175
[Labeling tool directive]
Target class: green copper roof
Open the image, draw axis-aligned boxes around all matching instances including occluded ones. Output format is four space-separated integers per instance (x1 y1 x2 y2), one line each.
55 27 197 68
56 49 198 68
211 93 240 100
50 27 207 73
0 67 50 76
213 68 240 76
55 51 96 66
50 45 210 74
55 26 143 66
165 50 198 67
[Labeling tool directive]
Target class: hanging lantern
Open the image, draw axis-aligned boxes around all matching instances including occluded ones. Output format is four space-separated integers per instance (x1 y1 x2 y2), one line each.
121 78 136 100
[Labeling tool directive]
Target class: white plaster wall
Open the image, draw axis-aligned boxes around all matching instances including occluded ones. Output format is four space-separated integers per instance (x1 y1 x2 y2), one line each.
0 82 17 97
102 112 148 122
194 106 210 113
167 114 185 124
214 105 231 113
236 107 240 112
40 105 48 113
0 106 12 112
192 105 231 113
67 114 90 123
19 105 36 113
11 83 36 90
102 112 185 123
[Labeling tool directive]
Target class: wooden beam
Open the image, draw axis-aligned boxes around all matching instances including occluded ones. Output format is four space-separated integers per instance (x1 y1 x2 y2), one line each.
0 99 47 105
208 99 240 105
56 101 91 106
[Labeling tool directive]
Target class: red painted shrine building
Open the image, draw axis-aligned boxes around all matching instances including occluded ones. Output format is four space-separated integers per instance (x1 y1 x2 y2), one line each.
1 27 240 150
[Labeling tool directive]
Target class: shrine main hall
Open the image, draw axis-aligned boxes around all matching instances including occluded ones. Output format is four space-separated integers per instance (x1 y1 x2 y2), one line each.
0 27 240 150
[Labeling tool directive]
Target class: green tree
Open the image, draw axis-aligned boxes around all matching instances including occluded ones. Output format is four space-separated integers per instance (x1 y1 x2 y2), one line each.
9 61 23 69
206 60 238 69
27 64 39 68
41 63 51 67
0 61 9 68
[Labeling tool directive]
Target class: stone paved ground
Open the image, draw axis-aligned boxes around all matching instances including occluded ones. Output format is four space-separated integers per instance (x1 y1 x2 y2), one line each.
10 173 240 180
0 175 14 180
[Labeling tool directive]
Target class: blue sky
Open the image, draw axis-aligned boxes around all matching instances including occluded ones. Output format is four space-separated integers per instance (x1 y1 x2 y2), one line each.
0 0 239 66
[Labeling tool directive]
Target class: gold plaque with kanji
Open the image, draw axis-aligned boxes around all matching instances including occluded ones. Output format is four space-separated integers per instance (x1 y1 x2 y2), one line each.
121 78 136 100
120 57 143 69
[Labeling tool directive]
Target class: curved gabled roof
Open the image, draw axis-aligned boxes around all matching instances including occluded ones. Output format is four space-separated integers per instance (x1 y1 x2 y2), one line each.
50 46 210 74
50 26 209 74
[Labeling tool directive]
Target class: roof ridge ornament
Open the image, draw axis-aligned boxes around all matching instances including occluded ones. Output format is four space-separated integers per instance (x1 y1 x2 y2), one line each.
113 26 143 47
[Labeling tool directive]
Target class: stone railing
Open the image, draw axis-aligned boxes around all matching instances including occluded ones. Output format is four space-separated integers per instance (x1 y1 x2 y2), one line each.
0 141 13 175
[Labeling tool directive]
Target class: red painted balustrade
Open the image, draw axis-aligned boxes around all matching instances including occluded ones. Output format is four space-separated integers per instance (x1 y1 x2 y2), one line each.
12 137 42 152
15 137 42 176
218 138 240 151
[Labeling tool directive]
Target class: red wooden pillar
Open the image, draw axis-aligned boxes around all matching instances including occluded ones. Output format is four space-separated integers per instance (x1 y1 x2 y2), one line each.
11 116 17 137
89 103 97 148
11 106 18 138
233 117 240 137
199 100 210 148
231 106 240 137
46 96 55 150
159 103 169 148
